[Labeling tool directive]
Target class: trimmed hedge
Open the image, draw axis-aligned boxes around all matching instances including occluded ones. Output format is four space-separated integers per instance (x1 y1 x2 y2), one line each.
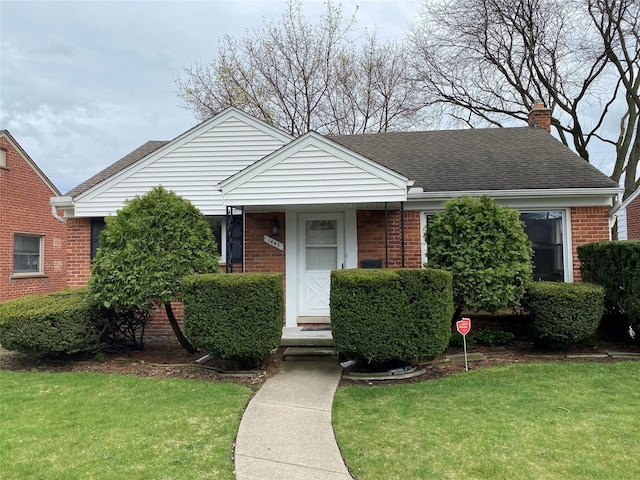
330 268 453 363
0 288 105 354
578 240 640 333
521 281 605 346
181 273 283 367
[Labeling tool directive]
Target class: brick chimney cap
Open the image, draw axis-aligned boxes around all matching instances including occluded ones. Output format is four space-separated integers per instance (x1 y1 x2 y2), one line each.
530 100 551 111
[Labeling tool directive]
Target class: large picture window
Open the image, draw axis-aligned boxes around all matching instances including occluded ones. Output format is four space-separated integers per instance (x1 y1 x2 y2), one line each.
420 209 569 282
520 211 565 282
13 234 43 274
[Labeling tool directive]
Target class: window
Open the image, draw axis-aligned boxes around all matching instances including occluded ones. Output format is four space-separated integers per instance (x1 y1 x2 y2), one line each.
0 148 6 168
90 217 106 259
520 211 566 282
206 215 242 263
421 210 569 282
206 217 223 256
13 234 43 274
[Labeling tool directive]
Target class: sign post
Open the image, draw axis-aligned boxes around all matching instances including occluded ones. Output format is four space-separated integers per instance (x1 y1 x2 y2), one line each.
456 317 471 372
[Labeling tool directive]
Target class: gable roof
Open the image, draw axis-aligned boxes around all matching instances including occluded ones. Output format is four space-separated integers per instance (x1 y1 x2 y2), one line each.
65 107 293 199
329 127 619 192
0 130 61 196
218 132 409 206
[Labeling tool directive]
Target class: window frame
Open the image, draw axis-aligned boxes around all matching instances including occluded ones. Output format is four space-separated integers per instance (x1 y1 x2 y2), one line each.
12 233 45 277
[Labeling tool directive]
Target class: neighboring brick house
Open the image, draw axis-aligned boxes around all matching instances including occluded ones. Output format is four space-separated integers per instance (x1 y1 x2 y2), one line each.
51 105 622 333
0 130 67 301
612 187 640 240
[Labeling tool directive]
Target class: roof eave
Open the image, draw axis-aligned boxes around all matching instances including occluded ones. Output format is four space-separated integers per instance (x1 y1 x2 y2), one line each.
408 187 623 206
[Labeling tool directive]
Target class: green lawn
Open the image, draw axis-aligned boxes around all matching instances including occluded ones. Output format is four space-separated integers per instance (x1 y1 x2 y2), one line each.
0 371 251 480
334 362 640 480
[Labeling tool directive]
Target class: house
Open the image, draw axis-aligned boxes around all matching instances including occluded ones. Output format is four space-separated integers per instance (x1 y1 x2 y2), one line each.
611 186 640 240
50 105 623 335
1 130 68 301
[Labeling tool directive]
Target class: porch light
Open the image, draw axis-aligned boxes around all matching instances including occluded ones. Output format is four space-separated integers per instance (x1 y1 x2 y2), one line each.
271 216 280 236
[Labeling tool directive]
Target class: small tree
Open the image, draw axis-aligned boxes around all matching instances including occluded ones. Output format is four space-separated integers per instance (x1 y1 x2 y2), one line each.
90 186 219 352
426 196 533 322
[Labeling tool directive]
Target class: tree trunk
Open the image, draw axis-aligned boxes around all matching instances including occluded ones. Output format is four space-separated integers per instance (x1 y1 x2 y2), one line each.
451 306 464 328
164 302 197 354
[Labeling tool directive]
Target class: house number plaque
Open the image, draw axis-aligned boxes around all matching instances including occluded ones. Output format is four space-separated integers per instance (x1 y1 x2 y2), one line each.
263 235 284 251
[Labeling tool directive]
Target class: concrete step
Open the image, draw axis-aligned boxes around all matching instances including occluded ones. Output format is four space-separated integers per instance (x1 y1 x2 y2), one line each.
281 327 335 347
283 347 339 362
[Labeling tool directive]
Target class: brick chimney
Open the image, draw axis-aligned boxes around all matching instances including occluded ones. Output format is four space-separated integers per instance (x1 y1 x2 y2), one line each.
528 101 552 133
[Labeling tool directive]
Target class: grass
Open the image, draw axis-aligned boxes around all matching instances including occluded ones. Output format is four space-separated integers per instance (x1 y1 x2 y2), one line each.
0 371 252 480
334 362 640 480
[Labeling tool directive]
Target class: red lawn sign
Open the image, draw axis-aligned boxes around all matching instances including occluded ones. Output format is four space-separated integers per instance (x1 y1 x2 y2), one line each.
456 318 471 336
456 318 471 371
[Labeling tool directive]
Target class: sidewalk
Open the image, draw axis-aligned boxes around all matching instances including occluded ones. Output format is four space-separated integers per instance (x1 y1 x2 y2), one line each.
234 359 352 480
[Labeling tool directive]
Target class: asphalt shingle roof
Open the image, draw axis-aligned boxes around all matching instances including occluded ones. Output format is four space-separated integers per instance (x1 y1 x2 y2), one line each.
65 140 169 197
66 125 617 199
329 127 618 191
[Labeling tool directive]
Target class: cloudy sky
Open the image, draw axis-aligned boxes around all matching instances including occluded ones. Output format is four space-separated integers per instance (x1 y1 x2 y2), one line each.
1 0 421 193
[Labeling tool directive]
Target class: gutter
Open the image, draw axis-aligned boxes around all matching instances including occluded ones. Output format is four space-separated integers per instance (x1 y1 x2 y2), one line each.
50 196 74 224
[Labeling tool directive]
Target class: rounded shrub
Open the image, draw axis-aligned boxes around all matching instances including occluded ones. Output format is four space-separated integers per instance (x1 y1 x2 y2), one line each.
330 268 453 364
578 240 640 336
0 288 104 355
522 281 605 346
182 273 283 368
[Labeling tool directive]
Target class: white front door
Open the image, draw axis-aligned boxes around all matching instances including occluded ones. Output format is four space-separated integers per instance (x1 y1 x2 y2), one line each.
298 213 344 319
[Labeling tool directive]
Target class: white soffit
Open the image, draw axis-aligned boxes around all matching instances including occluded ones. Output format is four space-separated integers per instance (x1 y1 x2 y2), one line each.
219 132 409 206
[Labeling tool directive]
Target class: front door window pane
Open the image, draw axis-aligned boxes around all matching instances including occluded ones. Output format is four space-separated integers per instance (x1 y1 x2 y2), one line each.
306 220 337 270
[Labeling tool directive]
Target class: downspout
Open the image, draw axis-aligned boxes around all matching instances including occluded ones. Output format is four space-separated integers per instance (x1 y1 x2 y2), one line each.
401 202 405 268
50 196 73 224
51 204 67 224
384 202 389 268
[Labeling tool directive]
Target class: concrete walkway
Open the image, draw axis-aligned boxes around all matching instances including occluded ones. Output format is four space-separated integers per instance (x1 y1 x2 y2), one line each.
234 359 352 480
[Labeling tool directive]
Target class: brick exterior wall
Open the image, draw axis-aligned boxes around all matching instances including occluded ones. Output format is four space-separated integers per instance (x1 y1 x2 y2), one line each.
357 209 423 268
626 194 640 240
0 136 68 301
570 206 611 281
66 217 92 288
243 212 287 274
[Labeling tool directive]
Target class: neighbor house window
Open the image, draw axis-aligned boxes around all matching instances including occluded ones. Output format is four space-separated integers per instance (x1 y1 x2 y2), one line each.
0 148 6 168
520 211 566 282
13 234 44 274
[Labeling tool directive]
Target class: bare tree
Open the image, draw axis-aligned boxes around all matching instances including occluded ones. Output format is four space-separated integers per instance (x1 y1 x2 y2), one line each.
176 0 424 136
410 0 639 198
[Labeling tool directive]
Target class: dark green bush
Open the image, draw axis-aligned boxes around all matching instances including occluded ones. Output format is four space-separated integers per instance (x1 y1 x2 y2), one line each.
0 288 105 354
330 268 453 363
522 282 605 346
426 195 532 317
182 273 283 368
472 328 515 346
578 240 640 334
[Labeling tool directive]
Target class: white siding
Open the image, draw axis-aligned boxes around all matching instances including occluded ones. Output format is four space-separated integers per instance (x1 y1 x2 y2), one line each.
618 208 628 240
222 142 408 206
75 116 290 216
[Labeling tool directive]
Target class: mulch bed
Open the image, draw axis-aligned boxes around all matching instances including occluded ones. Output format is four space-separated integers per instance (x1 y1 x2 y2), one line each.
1 340 637 389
